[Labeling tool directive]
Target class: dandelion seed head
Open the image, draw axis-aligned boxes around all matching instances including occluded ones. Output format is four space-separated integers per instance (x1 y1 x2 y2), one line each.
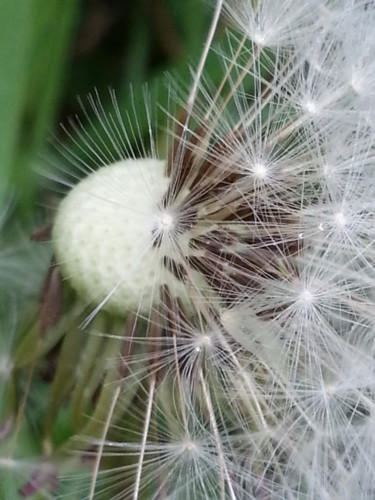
298 288 315 305
251 161 268 180
334 211 346 228
181 439 198 453
303 99 319 115
323 382 337 398
156 212 174 232
52 158 189 313
46 1 375 497
193 332 214 353
350 73 365 95
322 162 334 179
252 30 267 47
222 0 322 48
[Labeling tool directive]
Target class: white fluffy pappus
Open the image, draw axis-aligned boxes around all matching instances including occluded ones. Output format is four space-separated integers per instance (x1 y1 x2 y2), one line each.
48 1 375 499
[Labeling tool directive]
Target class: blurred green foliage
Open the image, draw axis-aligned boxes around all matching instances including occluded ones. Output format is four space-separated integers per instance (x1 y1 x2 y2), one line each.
0 0 214 221
0 0 77 218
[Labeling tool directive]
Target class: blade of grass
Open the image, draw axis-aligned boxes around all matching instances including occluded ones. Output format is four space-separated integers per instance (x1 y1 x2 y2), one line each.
0 0 78 218
0 0 35 206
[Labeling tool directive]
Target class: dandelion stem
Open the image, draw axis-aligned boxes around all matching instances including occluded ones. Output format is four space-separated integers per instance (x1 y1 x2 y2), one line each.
89 313 136 500
199 368 237 500
186 0 224 117
172 333 189 432
204 33 249 121
88 384 122 500
133 376 156 500
6 343 40 458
